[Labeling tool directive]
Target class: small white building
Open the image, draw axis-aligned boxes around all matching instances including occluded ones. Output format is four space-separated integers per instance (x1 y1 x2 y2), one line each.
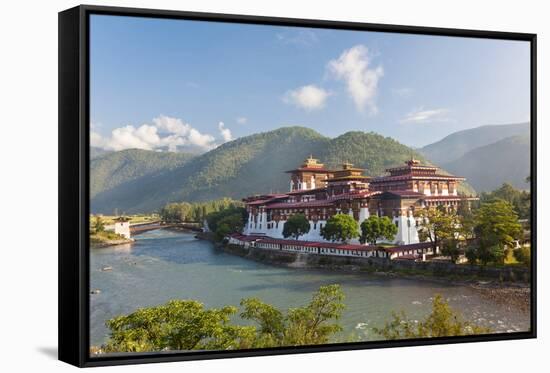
113 217 131 239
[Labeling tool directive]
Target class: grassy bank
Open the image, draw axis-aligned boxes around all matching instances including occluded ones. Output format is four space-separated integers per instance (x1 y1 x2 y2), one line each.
90 230 134 248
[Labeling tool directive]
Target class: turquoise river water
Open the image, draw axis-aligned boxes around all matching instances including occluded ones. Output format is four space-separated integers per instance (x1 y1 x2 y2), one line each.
90 229 529 347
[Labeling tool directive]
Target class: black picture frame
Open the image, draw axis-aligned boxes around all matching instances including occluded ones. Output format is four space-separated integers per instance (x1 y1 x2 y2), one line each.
58 4 537 368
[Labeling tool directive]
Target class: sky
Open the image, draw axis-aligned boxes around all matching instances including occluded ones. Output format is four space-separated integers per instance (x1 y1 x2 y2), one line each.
89 14 531 152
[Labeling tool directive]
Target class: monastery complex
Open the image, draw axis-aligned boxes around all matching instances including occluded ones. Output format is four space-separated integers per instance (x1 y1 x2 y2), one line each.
241 156 476 246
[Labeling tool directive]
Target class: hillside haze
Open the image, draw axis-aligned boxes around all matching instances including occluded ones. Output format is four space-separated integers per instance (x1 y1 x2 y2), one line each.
91 126 458 214
420 122 529 165
441 134 530 192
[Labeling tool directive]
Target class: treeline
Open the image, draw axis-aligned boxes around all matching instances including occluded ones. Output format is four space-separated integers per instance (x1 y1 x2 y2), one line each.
418 182 530 267
205 205 247 241
159 198 244 223
480 182 531 221
94 286 490 354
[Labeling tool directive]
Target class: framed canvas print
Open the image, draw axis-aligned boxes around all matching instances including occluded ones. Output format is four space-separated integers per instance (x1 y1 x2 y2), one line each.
58 4 537 367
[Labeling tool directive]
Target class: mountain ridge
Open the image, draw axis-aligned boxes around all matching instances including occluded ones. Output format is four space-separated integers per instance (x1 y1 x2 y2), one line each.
420 122 529 165
91 126 471 214
441 134 530 192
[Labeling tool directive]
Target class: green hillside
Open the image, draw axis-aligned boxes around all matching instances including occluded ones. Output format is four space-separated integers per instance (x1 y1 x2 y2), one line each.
90 126 474 214
441 135 530 192
90 149 195 199
420 122 529 164
323 131 424 173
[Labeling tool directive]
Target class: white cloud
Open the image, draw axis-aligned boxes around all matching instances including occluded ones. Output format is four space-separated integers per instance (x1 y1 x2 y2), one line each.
327 45 384 114
218 122 233 142
236 117 248 124
283 84 330 111
91 115 218 152
399 107 450 124
152 115 191 136
90 130 106 148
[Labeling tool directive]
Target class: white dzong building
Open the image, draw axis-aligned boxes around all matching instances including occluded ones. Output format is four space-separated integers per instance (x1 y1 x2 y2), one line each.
243 157 475 245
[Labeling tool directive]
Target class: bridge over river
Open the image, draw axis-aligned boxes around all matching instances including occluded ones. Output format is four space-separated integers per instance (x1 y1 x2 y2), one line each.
130 222 202 235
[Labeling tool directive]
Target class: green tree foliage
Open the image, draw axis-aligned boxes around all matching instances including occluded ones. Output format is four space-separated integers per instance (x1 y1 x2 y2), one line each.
472 199 523 265
159 198 243 223
282 214 311 240
241 284 345 347
465 247 478 266
90 149 195 200
159 202 192 223
214 213 246 241
91 216 105 234
374 295 491 339
359 216 397 245
513 245 531 267
103 285 345 353
103 300 255 353
415 207 460 252
481 183 531 221
441 238 462 263
205 205 248 241
321 214 359 243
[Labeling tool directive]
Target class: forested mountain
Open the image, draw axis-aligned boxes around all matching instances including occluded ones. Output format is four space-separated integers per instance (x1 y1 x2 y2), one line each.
441 134 530 192
90 149 195 199
420 122 529 165
91 126 471 214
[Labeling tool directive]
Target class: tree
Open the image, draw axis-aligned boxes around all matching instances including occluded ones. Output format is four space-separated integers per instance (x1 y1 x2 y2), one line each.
473 199 522 265
103 300 255 353
441 238 462 263
92 216 105 234
481 183 531 220
159 199 244 224
282 214 310 240
240 284 345 347
359 216 397 245
102 285 345 353
159 202 191 223
214 213 245 241
206 206 247 239
415 207 460 253
513 245 531 267
457 199 474 220
465 246 478 266
374 295 491 339
321 214 359 243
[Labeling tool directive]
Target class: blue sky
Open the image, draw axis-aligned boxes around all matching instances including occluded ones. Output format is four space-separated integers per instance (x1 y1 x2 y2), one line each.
90 14 530 151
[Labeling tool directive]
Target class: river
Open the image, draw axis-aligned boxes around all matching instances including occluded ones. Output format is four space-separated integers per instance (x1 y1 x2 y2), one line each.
90 229 529 347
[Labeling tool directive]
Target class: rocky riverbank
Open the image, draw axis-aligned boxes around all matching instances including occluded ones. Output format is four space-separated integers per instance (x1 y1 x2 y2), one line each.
470 283 531 313
211 240 531 313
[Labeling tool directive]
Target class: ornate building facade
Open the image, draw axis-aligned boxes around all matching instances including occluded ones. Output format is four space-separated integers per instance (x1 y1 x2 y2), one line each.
243 157 475 245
